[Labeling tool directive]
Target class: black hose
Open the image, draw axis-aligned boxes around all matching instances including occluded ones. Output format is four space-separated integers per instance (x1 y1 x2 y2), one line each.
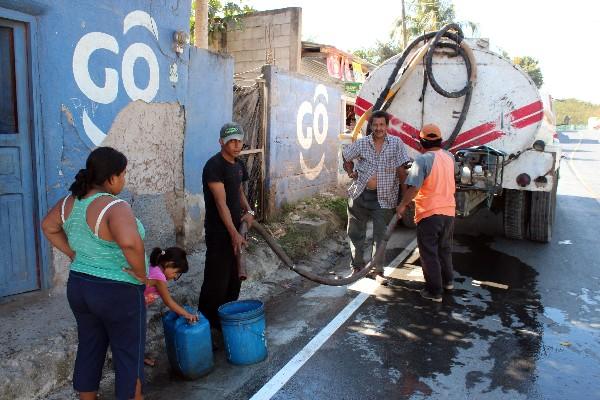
425 23 468 98
372 24 474 150
249 215 399 286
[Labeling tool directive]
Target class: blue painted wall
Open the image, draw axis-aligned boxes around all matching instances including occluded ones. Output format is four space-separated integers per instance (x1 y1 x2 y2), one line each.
20 0 191 206
0 0 235 287
264 66 343 211
184 48 234 247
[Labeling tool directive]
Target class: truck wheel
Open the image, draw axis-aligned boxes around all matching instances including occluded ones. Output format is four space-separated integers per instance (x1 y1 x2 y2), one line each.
528 185 557 243
503 189 528 240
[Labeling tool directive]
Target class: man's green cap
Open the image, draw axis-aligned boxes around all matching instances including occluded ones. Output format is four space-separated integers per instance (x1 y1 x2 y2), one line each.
220 122 244 144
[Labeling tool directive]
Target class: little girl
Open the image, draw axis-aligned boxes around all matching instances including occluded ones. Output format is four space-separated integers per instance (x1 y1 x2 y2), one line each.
144 246 198 366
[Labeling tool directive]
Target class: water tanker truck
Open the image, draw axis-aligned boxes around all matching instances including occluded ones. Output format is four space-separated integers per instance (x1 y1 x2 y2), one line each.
352 25 560 242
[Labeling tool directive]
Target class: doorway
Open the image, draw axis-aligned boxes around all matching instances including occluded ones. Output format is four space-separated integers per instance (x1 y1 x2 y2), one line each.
0 17 40 297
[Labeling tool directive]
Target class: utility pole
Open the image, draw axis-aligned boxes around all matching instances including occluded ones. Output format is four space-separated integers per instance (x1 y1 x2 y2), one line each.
401 0 408 49
194 0 208 49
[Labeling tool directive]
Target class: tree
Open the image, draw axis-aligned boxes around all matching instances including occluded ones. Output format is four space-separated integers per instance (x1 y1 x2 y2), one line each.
391 0 478 47
190 0 254 45
353 0 478 66
555 98 600 126
513 56 543 89
353 40 403 65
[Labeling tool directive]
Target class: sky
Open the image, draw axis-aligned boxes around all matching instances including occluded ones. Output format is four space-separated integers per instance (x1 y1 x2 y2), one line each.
245 0 600 104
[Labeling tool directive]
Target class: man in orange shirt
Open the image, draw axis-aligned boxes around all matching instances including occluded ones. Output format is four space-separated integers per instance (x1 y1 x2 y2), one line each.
396 124 456 302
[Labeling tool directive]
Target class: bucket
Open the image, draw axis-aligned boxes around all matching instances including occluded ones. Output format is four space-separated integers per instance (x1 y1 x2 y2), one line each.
218 300 267 365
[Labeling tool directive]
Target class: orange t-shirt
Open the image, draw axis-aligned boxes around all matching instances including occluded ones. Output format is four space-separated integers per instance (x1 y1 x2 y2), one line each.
413 150 456 223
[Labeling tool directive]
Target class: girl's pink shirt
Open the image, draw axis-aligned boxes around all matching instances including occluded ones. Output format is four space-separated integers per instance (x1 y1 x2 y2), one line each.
144 266 167 305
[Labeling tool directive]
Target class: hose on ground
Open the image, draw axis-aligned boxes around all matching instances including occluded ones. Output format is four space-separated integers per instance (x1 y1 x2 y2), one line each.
245 214 399 286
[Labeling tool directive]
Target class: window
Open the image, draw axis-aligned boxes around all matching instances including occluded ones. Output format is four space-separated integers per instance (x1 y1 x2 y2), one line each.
0 26 18 134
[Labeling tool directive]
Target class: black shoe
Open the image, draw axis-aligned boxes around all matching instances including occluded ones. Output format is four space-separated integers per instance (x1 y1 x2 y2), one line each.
419 289 442 303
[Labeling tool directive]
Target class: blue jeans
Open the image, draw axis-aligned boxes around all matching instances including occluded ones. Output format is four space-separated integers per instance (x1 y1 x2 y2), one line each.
347 189 394 272
67 271 146 399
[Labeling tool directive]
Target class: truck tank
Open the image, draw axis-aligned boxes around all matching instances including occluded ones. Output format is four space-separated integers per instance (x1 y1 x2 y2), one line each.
354 29 560 242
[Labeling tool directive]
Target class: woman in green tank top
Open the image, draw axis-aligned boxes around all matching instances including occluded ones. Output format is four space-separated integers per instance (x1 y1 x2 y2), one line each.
42 147 147 400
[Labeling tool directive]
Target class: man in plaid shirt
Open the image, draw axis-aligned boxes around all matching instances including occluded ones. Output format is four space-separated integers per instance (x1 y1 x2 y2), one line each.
342 110 410 283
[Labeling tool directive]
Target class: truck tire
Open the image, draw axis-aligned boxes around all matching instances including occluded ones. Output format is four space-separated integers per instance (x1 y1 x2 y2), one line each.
503 189 528 240
528 175 558 243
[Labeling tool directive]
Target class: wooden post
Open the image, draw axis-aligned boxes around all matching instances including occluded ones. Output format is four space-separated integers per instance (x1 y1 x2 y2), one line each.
194 0 208 49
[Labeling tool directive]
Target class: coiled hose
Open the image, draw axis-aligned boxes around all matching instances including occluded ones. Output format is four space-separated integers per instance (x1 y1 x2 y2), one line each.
354 23 477 150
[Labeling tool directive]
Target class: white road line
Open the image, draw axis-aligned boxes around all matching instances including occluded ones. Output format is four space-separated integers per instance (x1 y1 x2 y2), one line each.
250 238 418 400
567 131 600 206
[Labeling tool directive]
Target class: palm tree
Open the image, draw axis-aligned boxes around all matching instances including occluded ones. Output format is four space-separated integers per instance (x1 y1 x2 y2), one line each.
392 0 478 48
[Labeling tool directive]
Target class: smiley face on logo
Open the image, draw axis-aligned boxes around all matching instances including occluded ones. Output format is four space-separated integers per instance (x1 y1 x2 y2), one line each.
296 84 329 180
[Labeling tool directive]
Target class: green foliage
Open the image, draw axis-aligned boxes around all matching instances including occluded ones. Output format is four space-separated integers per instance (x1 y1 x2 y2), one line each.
392 1 478 45
265 195 347 261
513 56 543 89
304 195 348 225
555 98 600 126
353 0 478 66
352 40 403 65
279 226 317 261
398 0 457 40
190 0 254 44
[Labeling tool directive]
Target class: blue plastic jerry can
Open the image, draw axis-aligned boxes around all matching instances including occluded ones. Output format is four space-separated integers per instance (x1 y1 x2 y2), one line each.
161 307 214 379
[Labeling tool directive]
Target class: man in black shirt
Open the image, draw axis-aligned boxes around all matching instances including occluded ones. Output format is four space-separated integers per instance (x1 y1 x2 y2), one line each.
198 122 255 327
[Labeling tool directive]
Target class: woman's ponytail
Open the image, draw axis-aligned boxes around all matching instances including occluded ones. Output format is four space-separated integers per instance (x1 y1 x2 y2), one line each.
69 169 89 199
68 147 128 199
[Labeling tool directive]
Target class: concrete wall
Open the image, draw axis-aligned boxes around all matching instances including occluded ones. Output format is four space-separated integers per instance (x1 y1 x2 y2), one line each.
264 65 344 214
224 7 301 79
0 0 234 290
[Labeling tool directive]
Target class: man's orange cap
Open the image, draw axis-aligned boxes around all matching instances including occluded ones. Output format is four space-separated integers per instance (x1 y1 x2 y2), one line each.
419 123 442 140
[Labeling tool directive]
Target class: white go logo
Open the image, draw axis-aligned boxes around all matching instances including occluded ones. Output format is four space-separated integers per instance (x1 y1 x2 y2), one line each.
296 84 329 180
72 10 160 146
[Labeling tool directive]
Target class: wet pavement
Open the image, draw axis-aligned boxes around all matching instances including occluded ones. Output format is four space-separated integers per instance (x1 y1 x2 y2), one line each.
143 130 600 400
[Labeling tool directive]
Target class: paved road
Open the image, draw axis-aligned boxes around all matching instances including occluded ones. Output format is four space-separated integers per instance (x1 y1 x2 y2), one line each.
147 130 600 400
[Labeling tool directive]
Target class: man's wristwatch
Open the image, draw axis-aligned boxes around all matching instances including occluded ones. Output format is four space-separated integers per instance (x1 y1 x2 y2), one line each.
246 210 255 217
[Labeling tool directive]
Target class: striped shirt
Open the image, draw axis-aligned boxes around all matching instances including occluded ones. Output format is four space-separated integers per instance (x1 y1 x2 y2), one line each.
342 134 410 208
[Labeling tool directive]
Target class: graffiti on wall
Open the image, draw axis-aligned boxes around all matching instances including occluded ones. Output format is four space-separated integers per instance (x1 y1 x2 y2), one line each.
296 84 329 180
72 10 162 146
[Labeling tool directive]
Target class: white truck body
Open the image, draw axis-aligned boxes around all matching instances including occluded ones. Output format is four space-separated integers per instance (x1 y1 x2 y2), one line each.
355 39 560 241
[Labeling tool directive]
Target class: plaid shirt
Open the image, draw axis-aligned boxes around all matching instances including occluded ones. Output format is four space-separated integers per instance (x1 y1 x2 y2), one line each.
343 134 410 208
